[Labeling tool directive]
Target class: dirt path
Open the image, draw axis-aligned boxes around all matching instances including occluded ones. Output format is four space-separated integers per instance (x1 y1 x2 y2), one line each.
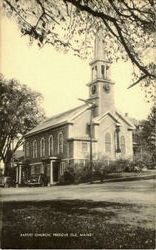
1 179 155 205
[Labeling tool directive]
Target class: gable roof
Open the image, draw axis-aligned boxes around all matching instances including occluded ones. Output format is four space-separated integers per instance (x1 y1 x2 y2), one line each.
115 111 135 129
94 110 135 129
95 111 119 124
25 105 135 137
25 104 88 136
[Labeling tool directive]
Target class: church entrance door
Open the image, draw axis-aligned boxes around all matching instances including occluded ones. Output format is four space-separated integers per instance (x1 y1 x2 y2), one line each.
53 162 60 182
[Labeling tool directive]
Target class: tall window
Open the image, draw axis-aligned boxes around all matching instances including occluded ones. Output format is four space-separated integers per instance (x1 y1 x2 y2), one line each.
58 132 63 154
121 136 126 155
48 135 54 156
82 142 88 153
101 65 105 79
40 137 45 157
92 66 97 80
95 66 97 78
106 65 110 79
105 133 111 153
69 141 73 158
60 162 65 176
33 140 37 158
25 142 29 157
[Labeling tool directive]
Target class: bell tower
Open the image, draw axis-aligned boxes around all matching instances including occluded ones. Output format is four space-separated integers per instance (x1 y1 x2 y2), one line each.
87 29 115 117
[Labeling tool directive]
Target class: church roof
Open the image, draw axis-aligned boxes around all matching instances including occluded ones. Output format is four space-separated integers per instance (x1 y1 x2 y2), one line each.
95 110 135 129
26 104 135 137
115 111 135 129
25 104 87 136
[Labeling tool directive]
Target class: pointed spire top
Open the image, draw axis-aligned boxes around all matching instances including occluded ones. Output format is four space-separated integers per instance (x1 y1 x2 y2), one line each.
94 27 107 60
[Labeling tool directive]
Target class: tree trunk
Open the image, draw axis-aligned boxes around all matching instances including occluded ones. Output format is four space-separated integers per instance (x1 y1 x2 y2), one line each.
3 151 13 176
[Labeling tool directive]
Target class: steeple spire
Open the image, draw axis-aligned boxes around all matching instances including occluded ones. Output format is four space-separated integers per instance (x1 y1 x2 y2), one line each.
87 27 115 117
94 28 107 60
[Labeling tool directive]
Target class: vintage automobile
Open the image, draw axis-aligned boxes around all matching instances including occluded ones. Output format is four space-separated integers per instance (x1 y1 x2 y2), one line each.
24 174 48 187
0 176 15 188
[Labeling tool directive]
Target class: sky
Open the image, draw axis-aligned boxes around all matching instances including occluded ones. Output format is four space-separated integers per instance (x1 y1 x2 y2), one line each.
1 16 152 120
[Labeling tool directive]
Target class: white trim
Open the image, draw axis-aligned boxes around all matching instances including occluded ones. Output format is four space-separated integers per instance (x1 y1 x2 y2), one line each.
29 162 42 166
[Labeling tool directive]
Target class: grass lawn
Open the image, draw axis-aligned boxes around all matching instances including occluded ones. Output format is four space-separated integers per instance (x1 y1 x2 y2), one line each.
1 199 155 249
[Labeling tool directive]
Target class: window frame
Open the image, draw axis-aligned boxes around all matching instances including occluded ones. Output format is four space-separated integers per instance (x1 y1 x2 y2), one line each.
40 137 46 157
120 135 126 155
48 135 54 156
25 141 30 157
105 132 111 153
58 132 63 154
82 142 88 154
32 140 37 158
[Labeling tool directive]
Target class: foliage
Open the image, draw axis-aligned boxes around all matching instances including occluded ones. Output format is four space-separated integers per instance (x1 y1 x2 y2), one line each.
133 151 155 169
73 161 91 183
60 156 135 184
0 74 45 171
140 105 156 151
134 105 156 165
93 154 132 176
59 162 90 184
1 0 156 98
60 168 75 184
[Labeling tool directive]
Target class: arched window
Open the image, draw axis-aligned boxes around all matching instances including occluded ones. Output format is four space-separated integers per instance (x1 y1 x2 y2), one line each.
48 135 54 156
58 132 63 154
105 133 111 153
25 141 29 157
40 138 45 157
121 136 126 155
101 65 105 79
33 140 37 158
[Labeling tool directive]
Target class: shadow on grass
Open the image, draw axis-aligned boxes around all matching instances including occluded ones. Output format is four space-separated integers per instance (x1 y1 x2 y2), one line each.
1 200 155 249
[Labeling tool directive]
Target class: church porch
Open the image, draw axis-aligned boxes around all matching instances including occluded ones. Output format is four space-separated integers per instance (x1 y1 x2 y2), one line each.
16 157 65 186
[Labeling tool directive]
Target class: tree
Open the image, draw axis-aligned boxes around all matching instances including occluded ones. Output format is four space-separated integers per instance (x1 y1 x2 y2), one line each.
1 0 156 101
0 74 45 173
140 105 156 163
133 105 156 164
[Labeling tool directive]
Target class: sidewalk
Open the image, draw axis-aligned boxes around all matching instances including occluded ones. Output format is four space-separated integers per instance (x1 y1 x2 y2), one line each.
99 173 156 183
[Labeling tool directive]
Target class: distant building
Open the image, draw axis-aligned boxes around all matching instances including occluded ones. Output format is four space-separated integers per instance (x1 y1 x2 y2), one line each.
16 30 135 185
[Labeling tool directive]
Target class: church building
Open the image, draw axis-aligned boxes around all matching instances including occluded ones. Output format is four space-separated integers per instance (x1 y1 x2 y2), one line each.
17 31 135 185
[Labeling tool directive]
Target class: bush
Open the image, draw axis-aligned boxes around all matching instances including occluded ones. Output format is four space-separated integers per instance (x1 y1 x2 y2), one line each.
59 153 154 185
73 162 91 184
134 151 156 169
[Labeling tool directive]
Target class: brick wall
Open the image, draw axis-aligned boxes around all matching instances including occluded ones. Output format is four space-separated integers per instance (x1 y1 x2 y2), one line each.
25 124 69 163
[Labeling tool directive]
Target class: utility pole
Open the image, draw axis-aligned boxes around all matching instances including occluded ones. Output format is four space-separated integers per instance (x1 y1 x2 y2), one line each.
78 98 97 183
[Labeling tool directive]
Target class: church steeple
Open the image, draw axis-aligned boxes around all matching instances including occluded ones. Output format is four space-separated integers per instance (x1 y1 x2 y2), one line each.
94 28 106 60
91 28 111 81
87 28 115 117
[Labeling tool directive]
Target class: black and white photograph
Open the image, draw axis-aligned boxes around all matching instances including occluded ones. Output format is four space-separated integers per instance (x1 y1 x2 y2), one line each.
0 0 156 249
